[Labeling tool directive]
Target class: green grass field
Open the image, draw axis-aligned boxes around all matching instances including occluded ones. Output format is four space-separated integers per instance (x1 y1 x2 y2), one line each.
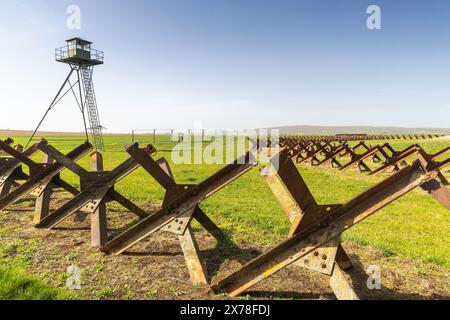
1 135 449 299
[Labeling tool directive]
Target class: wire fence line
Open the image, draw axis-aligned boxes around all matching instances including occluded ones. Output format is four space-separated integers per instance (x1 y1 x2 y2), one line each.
130 128 244 144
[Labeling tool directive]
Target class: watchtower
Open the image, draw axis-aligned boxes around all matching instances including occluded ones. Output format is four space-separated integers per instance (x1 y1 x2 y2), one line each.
56 38 104 66
28 38 105 151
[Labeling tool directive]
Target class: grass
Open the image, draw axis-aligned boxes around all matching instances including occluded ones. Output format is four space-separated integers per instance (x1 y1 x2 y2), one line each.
95 287 116 300
0 267 74 300
0 235 75 300
0 134 449 299
0 213 76 300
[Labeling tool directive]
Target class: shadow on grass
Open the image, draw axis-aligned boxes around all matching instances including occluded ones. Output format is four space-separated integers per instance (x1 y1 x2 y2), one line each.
345 255 450 300
202 232 262 283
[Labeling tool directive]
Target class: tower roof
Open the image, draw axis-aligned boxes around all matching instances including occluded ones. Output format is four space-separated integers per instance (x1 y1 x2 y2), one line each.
66 37 93 45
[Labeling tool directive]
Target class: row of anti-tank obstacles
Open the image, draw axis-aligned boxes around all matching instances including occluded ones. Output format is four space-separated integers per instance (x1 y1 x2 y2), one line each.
282 133 445 143
0 136 449 300
276 137 450 177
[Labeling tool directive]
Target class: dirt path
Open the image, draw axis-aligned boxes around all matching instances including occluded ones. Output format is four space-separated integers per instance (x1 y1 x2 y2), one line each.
0 200 448 300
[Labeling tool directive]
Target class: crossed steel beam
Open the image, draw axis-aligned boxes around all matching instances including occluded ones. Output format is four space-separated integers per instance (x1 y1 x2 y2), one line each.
100 151 258 260
281 134 446 143
1 135 448 297
0 138 14 155
122 144 228 284
0 139 92 216
314 144 352 168
0 138 257 284
280 137 450 179
0 139 152 247
34 142 156 246
212 148 450 298
339 144 387 172
369 144 422 175
0 138 36 196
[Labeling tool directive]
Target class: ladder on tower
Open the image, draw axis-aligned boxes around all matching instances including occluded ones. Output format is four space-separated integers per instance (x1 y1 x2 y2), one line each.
81 67 105 151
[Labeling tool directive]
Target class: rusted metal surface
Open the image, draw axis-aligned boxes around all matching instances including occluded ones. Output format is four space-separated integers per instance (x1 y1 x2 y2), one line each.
0 138 14 156
36 143 155 229
315 144 350 168
98 144 254 284
279 133 446 143
0 141 40 197
298 143 327 165
329 264 359 300
178 223 209 284
212 148 450 298
335 244 353 271
126 145 225 240
339 145 383 172
33 154 54 224
420 178 450 210
0 140 92 212
370 145 421 175
0 140 162 250
279 138 450 186
0 133 447 297
101 152 257 255
89 152 108 247
261 150 354 296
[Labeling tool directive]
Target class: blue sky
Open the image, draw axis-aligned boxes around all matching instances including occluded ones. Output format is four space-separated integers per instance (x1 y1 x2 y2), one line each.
1 0 449 133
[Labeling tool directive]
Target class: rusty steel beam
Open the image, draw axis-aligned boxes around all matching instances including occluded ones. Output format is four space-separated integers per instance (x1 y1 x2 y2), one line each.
101 152 257 255
292 141 314 163
262 150 353 281
339 145 382 172
298 143 326 165
36 143 155 229
278 133 443 145
315 145 350 168
212 153 449 297
421 179 450 210
372 143 392 163
0 140 93 212
126 144 226 240
0 140 38 168
431 146 450 161
0 138 14 156
152 161 211 284
0 143 40 188
370 145 421 175
351 141 370 153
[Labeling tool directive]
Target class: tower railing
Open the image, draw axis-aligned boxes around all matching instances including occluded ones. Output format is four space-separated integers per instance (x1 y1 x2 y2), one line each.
55 46 104 64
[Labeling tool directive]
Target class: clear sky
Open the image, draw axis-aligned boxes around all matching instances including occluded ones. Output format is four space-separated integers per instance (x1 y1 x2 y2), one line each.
1 0 449 133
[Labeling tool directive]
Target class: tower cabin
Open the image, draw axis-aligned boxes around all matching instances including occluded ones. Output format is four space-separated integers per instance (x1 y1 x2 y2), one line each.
55 37 104 66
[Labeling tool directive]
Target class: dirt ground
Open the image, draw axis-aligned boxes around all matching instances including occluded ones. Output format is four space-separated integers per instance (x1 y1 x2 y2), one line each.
1 197 449 300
